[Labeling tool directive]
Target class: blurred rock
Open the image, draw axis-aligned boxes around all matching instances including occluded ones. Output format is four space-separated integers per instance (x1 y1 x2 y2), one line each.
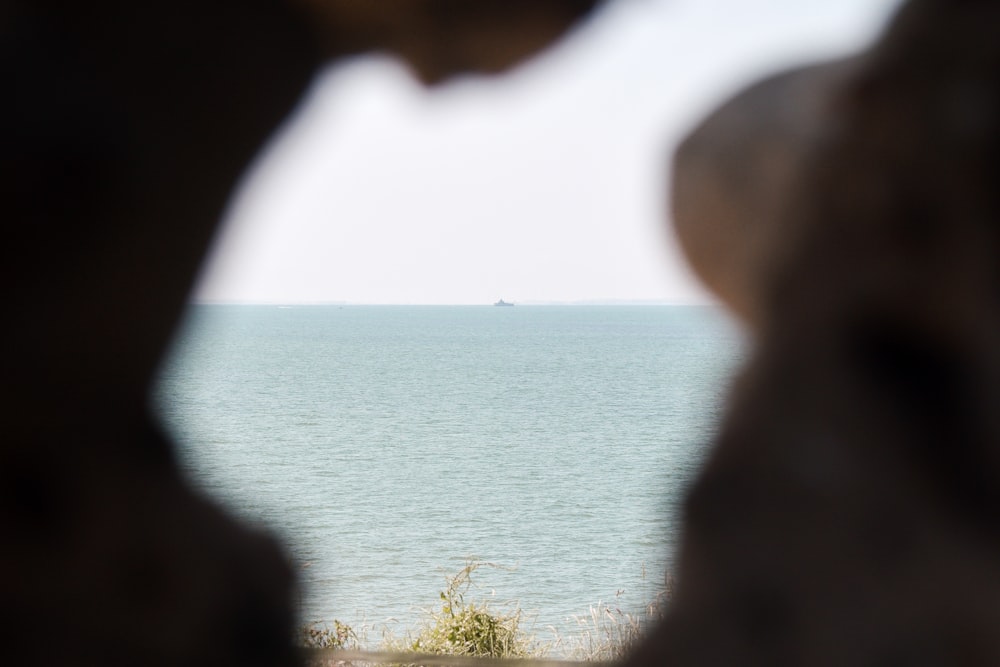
630 0 1000 664
0 2 598 664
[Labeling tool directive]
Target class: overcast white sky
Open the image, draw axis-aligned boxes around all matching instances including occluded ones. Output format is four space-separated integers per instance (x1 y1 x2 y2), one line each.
195 0 904 305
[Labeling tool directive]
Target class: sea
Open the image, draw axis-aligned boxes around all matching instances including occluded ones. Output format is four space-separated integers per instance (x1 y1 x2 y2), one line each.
153 304 746 645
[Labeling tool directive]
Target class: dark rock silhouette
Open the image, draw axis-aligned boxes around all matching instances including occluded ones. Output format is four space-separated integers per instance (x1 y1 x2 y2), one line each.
0 2 598 664
629 0 1000 664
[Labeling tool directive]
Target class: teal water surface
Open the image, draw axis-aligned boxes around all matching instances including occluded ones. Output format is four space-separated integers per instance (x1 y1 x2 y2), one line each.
154 305 745 643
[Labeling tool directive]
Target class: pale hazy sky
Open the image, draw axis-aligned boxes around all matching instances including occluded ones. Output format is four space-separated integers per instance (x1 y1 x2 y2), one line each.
195 0 903 305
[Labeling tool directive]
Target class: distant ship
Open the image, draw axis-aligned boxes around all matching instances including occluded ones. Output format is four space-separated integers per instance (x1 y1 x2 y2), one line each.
494 298 514 307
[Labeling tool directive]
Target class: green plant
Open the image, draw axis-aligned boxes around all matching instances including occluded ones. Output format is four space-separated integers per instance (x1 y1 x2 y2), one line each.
396 560 536 659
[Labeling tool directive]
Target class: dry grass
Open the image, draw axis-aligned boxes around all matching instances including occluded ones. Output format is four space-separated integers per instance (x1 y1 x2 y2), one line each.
559 583 670 662
301 564 672 662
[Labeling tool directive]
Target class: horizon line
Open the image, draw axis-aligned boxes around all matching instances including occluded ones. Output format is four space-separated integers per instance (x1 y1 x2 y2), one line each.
189 298 718 307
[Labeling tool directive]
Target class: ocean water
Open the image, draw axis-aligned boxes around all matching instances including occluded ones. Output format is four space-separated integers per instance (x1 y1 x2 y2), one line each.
153 304 745 644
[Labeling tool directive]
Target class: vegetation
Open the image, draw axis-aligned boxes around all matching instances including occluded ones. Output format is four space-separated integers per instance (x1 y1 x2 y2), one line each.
301 561 671 662
561 582 670 662
387 560 536 659
301 619 360 650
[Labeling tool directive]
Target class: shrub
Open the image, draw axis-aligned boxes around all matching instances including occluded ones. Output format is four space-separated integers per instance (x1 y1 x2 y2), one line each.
395 560 536 659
